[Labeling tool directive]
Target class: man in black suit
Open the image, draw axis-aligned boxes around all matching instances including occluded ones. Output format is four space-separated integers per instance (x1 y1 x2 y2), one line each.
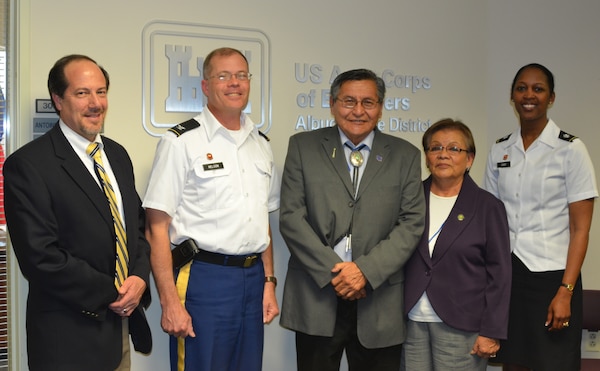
4 54 151 371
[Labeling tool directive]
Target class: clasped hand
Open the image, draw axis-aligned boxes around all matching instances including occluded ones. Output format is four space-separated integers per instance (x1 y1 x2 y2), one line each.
331 262 367 300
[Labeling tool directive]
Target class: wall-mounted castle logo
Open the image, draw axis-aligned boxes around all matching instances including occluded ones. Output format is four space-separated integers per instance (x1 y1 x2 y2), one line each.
142 21 272 137
164 45 204 113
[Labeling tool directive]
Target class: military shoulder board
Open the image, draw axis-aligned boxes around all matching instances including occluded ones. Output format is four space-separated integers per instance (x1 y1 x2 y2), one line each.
558 130 577 142
168 119 201 137
259 131 270 142
496 133 511 143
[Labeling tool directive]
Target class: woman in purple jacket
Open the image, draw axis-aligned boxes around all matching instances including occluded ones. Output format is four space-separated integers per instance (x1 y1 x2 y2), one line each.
402 119 512 371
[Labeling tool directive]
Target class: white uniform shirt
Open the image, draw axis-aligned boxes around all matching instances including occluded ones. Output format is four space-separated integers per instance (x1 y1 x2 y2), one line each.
483 119 598 271
143 109 280 255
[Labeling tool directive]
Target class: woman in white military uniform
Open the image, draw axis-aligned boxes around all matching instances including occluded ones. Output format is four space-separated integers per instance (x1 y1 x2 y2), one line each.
483 63 598 371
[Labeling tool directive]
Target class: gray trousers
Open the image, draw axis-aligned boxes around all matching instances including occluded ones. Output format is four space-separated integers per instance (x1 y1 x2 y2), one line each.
401 320 488 371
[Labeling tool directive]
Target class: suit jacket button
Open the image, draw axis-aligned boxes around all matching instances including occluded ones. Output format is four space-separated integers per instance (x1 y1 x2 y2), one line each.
425 270 431 276
348 201 354 207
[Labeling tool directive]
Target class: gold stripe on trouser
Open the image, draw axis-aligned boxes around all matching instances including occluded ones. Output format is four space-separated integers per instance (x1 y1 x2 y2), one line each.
175 261 193 371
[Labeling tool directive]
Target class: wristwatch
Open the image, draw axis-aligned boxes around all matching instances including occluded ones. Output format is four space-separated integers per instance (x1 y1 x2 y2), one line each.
265 276 277 286
561 282 574 293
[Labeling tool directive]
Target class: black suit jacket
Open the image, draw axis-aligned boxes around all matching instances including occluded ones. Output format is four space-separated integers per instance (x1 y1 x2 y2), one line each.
4 124 151 371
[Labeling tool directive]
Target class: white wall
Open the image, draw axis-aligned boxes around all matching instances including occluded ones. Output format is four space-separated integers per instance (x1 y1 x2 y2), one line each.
9 0 600 369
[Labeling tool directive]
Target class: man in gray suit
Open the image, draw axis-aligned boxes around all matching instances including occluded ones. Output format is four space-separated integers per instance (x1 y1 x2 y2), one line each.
279 68 425 371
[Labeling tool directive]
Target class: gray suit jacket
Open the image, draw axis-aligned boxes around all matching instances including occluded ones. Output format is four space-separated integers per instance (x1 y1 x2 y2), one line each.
279 126 425 348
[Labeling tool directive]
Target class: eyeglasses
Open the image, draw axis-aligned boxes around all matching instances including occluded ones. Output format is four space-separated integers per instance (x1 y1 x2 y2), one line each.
336 98 380 110
427 146 470 155
208 72 252 82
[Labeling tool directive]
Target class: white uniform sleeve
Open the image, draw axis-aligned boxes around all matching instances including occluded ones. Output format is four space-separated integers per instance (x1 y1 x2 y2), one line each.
565 139 598 203
143 134 189 216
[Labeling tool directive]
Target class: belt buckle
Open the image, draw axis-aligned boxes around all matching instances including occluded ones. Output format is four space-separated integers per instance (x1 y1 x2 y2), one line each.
243 255 257 268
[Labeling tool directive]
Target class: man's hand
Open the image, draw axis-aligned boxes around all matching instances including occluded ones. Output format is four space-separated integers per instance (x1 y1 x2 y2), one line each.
160 299 196 338
331 262 367 300
263 283 279 323
109 275 146 317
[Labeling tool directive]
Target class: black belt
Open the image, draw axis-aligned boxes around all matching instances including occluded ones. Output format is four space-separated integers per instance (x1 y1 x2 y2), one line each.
193 249 259 268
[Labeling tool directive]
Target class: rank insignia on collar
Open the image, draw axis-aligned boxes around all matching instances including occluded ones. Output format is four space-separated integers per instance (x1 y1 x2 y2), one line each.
167 119 201 137
558 130 577 142
496 134 511 143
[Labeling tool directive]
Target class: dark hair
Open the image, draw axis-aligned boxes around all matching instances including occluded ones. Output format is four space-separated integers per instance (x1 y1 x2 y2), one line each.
202 47 249 79
330 69 386 103
422 118 476 156
47 54 110 112
510 63 555 95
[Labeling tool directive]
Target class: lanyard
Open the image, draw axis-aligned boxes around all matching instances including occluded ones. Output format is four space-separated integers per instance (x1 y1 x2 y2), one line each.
428 221 445 243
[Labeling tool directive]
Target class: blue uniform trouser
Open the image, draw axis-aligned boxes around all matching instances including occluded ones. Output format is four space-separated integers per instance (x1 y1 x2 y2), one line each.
170 258 264 371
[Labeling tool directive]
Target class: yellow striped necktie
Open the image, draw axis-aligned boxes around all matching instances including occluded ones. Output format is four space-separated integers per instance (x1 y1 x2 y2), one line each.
86 142 129 288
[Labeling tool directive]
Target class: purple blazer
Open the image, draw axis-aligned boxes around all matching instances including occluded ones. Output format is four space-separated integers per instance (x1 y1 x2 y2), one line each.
404 174 511 339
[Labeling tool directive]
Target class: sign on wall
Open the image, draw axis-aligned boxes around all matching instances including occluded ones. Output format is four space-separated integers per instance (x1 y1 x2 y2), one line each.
141 21 271 136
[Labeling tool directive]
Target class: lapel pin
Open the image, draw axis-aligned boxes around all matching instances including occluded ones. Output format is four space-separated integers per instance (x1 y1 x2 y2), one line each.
376 155 383 162
332 147 336 158
207 153 213 160
457 214 465 221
